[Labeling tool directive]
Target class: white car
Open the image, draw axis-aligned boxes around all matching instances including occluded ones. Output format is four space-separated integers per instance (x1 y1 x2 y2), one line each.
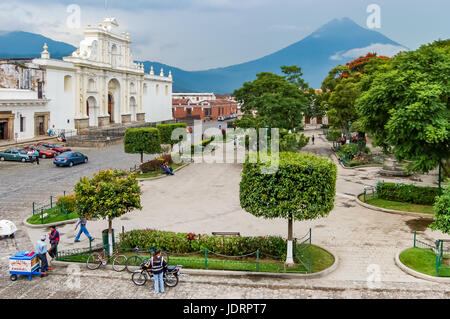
0 220 17 238
218 116 225 121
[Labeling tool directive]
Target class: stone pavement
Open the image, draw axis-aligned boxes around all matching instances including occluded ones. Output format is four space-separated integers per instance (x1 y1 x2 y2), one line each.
2 127 450 298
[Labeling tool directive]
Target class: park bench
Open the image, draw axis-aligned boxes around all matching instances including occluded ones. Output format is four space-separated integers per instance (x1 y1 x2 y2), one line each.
212 232 240 236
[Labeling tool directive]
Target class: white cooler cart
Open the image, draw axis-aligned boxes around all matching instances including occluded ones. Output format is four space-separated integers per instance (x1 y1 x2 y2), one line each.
0 220 17 238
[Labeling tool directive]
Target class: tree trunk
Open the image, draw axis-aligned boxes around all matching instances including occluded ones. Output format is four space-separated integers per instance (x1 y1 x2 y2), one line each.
108 219 113 257
286 214 294 265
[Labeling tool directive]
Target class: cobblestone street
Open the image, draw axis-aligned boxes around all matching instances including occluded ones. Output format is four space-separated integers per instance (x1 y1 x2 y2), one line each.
1 127 450 299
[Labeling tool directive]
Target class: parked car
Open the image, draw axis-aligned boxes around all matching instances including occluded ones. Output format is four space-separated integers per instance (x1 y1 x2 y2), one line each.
218 116 225 121
54 152 88 167
24 145 56 159
0 149 31 162
36 143 71 154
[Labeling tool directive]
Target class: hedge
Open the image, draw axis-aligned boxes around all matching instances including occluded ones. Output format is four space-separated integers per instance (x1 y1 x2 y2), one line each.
376 182 440 205
157 123 187 146
124 127 161 162
140 154 173 173
119 229 287 259
191 138 214 154
56 194 77 213
430 185 450 234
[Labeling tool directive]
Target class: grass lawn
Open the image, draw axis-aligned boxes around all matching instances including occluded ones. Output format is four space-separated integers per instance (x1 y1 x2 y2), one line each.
137 162 185 179
400 247 450 277
359 194 434 214
58 244 334 274
27 206 79 225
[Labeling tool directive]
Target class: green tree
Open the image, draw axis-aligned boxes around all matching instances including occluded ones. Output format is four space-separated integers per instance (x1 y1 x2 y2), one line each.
280 65 309 90
240 152 337 264
430 184 450 234
124 127 161 163
356 40 450 184
75 169 142 255
156 123 187 150
234 66 309 130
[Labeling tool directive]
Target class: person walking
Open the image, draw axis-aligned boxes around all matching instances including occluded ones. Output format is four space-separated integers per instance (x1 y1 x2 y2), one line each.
27 149 34 163
233 136 237 150
150 250 167 295
34 149 40 165
312 135 315 145
36 234 49 277
74 217 94 242
47 226 60 269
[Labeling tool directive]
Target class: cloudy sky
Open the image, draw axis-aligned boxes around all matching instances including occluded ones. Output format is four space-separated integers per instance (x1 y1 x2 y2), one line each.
0 0 448 70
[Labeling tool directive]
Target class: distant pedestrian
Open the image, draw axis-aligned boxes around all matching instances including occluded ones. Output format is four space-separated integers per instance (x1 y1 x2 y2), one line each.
47 226 60 268
312 135 315 145
34 149 40 165
233 136 237 149
74 217 93 242
150 250 167 295
36 235 49 277
27 150 34 163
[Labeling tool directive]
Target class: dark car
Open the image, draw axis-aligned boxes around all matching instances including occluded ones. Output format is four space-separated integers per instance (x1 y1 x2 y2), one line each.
0 148 31 162
36 143 71 154
53 152 88 167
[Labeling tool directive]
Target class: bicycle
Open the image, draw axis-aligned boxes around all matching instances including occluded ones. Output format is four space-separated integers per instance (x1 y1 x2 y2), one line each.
126 247 169 273
86 246 127 272
131 262 182 288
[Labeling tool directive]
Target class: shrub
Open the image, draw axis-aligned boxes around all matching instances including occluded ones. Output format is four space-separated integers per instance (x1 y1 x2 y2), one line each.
191 138 214 154
337 143 369 159
430 184 450 234
56 194 77 213
156 123 187 146
119 229 287 259
279 133 309 152
140 154 173 173
376 182 440 205
326 129 342 142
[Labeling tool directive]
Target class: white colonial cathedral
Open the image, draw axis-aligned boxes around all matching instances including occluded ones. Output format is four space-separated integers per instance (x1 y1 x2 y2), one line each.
0 18 173 142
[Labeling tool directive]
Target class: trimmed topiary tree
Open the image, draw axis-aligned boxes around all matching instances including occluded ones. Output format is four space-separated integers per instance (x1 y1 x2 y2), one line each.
124 127 161 163
430 184 450 234
240 152 337 264
157 123 187 150
75 169 142 256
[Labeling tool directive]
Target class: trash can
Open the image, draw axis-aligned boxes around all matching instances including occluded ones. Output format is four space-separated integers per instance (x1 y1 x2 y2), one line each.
102 229 115 255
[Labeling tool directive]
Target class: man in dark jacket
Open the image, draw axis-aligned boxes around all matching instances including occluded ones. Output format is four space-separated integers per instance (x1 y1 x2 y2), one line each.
151 250 167 295
47 226 60 269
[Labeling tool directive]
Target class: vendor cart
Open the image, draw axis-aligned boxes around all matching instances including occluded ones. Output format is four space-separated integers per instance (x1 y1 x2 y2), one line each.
9 251 42 281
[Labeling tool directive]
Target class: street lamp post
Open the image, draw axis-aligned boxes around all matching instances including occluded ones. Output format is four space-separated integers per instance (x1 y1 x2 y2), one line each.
347 121 352 144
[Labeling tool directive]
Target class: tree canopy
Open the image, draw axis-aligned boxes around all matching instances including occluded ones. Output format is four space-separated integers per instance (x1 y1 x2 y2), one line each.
356 40 450 174
233 66 309 130
124 127 161 163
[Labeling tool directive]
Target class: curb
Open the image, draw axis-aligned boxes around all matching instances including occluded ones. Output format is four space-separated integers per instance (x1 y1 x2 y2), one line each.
137 162 191 182
23 217 77 229
51 247 339 279
331 153 382 170
395 250 450 283
355 193 434 219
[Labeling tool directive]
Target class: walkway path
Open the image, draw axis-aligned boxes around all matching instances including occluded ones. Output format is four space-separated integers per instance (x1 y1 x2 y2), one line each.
3 127 450 298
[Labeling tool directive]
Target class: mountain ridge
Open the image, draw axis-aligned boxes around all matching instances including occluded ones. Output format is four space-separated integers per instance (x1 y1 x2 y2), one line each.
0 18 407 92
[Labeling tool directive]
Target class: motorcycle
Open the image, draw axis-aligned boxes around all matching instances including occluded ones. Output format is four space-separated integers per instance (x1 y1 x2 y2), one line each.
131 262 183 287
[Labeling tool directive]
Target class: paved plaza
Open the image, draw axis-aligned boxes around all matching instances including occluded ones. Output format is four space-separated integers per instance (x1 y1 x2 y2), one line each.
1 126 449 298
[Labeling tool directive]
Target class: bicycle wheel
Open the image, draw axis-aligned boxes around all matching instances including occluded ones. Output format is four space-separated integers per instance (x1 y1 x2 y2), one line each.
164 273 179 287
126 255 144 273
86 253 102 270
112 255 127 272
132 271 148 286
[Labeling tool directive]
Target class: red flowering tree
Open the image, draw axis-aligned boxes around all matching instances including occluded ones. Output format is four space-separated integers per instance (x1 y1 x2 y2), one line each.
322 52 391 138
